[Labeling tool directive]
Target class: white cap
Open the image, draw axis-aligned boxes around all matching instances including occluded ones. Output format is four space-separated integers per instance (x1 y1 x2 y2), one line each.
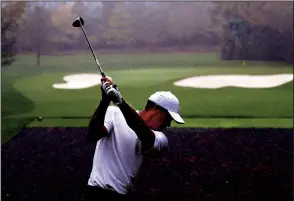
148 91 185 124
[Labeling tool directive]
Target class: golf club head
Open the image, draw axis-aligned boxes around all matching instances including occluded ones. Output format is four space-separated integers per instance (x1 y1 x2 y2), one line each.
72 17 84 27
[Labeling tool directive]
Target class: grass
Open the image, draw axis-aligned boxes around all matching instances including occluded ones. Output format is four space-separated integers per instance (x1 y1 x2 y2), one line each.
1 78 35 144
1 118 34 143
2 51 293 143
11 68 293 118
27 117 293 128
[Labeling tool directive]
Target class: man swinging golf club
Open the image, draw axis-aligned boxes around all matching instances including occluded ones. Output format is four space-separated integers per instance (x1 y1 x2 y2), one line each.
85 77 185 200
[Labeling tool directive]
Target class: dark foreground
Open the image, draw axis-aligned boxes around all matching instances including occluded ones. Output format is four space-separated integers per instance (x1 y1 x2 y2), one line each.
1 128 293 201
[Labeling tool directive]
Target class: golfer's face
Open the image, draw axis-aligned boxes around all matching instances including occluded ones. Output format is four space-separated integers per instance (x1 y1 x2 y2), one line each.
152 110 172 131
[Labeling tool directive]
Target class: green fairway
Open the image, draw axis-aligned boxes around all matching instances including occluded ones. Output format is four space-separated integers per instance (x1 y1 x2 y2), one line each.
12 68 293 118
28 118 293 128
2 52 293 143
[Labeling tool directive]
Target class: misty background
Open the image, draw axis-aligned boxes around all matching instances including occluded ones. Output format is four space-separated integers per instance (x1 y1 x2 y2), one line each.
1 1 293 66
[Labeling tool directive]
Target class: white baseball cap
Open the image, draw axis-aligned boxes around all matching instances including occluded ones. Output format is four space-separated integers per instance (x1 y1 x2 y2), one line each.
148 91 185 124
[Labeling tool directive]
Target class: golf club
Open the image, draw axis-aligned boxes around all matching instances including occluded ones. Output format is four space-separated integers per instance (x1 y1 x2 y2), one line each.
72 17 105 78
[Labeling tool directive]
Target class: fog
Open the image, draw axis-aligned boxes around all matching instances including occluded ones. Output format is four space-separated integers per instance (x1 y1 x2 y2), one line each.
2 1 293 65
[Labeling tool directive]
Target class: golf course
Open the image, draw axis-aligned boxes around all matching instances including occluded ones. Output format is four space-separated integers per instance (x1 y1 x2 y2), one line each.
2 1 293 200
2 52 293 141
2 51 293 201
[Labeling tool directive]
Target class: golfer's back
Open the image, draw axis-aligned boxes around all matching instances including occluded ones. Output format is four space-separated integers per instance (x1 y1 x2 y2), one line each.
88 106 146 194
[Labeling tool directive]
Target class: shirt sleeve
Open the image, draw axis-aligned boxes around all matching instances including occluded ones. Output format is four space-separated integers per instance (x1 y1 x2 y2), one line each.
141 131 168 154
104 106 117 133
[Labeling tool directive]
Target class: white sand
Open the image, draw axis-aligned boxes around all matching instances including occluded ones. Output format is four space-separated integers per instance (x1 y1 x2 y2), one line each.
52 74 112 89
52 73 293 90
173 74 293 89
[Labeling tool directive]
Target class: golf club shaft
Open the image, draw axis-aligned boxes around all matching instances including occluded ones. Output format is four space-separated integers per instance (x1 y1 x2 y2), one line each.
79 20 105 78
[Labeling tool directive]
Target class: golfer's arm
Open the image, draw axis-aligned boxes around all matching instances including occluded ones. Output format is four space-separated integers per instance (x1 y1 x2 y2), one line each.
118 100 155 151
87 99 110 141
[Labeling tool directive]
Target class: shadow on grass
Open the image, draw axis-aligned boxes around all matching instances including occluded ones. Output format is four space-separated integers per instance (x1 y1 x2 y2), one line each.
1 79 35 144
1 128 292 201
1 117 35 144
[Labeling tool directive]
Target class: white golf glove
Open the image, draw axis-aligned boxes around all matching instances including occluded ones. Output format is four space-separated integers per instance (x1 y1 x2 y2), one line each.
102 81 123 105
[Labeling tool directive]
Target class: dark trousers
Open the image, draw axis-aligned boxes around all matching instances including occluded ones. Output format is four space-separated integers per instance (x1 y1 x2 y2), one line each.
84 185 132 201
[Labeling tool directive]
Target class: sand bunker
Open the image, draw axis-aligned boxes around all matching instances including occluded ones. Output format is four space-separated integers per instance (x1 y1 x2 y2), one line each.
53 73 293 90
53 74 112 89
173 74 293 89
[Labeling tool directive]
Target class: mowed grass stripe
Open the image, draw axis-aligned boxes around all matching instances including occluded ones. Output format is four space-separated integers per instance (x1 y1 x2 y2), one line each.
27 118 293 128
7 52 293 76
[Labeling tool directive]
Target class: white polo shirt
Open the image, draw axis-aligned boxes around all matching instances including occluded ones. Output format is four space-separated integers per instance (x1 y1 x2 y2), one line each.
88 106 168 194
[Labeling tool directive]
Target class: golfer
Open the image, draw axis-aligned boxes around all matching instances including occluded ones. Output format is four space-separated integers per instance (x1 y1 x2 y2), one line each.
85 77 184 200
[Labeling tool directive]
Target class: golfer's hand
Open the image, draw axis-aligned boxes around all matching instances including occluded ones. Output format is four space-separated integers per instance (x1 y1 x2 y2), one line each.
101 77 112 101
106 84 123 105
101 77 112 84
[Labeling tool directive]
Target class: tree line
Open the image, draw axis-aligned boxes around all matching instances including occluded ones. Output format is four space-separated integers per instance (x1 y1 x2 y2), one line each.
1 1 293 66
